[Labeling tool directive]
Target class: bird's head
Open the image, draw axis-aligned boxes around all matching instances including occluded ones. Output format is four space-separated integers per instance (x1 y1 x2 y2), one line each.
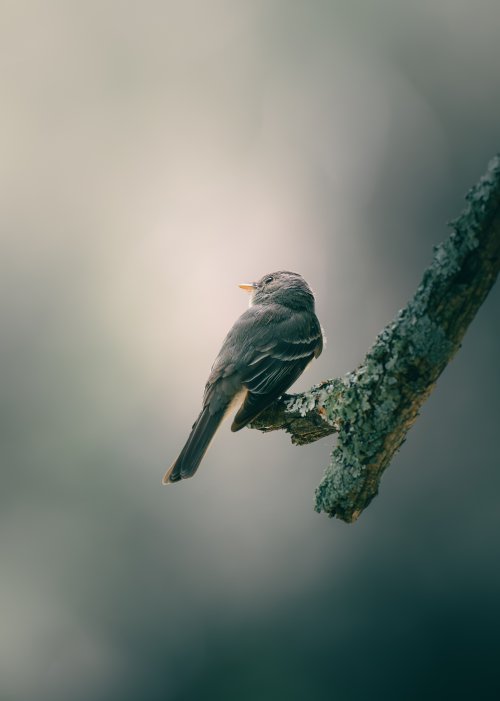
239 271 315 311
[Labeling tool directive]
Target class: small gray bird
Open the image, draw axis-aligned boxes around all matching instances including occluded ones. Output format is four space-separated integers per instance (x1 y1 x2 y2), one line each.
163 271 323 484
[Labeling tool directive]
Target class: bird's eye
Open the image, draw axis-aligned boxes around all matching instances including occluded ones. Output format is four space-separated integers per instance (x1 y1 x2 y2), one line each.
264 275 274 285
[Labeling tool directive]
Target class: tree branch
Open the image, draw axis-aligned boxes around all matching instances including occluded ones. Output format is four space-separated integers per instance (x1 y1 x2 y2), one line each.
250 155 500 523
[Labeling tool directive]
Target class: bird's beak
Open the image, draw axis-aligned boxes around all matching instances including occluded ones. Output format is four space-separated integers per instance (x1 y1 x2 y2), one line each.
238 282 256 293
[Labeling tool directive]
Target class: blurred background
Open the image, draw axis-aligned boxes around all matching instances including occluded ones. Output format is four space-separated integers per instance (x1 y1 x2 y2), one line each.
1 1 500 699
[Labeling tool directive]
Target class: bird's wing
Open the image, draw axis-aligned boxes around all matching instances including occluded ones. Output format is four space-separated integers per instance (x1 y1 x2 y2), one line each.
229 307 323 431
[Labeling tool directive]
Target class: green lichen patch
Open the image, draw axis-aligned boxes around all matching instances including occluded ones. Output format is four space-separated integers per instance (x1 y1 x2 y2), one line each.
285 379 343 426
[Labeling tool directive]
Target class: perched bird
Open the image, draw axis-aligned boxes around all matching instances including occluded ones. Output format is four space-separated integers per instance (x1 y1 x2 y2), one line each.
163 271 323 484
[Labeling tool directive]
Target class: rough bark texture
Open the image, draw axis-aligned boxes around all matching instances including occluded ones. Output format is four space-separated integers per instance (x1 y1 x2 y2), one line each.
250 155 500 523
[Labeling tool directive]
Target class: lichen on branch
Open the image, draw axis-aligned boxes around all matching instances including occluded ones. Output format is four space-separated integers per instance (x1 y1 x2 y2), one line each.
251 155 500 523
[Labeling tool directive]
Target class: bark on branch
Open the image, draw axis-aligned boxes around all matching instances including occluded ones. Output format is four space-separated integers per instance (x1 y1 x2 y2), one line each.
250 155 500 523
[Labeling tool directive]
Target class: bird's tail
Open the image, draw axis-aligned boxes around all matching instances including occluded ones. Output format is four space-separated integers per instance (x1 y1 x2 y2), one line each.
162 405 225 484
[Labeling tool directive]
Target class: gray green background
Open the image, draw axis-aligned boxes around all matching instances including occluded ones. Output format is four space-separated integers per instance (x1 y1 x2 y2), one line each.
2 1 500 699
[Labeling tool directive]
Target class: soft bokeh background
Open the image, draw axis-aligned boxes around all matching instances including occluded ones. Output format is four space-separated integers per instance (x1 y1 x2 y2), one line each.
2 1 500 699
